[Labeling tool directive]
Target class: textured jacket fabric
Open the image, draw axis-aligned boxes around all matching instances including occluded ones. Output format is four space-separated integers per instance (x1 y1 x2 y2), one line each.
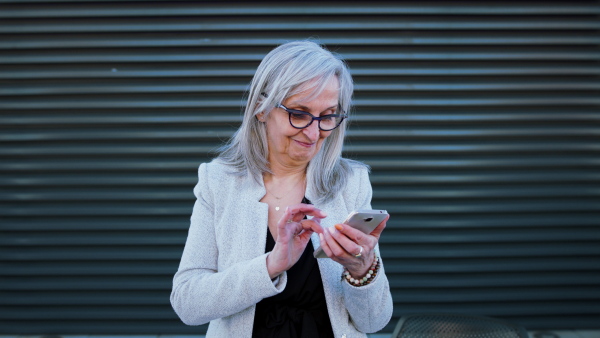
170 159 394 338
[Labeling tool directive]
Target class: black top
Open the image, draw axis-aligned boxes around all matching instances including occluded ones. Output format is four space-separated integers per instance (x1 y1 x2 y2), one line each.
252 198 334 338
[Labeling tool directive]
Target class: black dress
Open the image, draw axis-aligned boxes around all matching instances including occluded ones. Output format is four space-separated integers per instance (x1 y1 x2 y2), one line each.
252 199 334 338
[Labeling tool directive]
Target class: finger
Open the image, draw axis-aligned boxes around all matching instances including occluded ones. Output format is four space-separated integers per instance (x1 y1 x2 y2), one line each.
276 206 306 229
318 233 334 258
369 214 390 239
327 226 366 257
322 226 352 258
296 229 314 242
285 204 327 221
300 219 324 234
334 223 367 244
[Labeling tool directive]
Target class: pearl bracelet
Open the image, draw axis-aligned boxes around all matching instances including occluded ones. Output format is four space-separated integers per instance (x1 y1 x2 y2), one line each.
342 254 380 287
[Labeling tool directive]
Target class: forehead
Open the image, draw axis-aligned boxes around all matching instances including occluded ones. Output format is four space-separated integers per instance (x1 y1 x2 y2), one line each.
285 76 340 106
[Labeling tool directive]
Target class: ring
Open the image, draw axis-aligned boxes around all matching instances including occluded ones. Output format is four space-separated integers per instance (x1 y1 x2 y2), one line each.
354 246 363 258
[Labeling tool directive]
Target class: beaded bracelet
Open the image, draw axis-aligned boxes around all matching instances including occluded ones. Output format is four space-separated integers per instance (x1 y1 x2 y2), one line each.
342 254 380 287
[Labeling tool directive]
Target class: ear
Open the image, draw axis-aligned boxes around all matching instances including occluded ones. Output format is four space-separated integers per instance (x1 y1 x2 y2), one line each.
256 112 266 122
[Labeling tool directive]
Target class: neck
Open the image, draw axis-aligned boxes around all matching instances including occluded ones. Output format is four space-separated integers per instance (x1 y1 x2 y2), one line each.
263 169 306 188
263 163 307 198
266 158 308 181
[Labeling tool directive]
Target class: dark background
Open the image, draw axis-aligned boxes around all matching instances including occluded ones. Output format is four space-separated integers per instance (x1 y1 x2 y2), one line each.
1 1 599 335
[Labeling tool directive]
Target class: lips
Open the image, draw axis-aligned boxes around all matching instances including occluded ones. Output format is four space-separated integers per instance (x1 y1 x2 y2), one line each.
294 139 315 148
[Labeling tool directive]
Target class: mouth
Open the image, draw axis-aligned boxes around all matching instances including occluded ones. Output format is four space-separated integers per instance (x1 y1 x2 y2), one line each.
294 139 315 148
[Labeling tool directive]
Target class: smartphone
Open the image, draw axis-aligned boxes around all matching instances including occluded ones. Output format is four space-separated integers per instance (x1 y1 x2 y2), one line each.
313 209 388 259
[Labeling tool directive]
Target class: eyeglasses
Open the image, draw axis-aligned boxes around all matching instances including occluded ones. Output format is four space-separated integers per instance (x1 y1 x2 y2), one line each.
277 104 347 131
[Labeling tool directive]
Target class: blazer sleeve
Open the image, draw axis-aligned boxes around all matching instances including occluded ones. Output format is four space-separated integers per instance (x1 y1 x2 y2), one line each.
342 166 394 333
170 163 287 326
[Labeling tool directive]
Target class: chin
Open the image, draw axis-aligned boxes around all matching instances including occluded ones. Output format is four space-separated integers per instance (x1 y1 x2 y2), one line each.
290 150 317 163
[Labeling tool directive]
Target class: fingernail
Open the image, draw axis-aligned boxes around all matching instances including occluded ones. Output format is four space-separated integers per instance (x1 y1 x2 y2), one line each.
319 233 324 241
328 227 335 234
321 211 328 217
335 224 343 231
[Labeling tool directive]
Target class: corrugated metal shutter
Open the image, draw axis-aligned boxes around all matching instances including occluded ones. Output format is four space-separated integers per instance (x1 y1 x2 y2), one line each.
1 1 599 335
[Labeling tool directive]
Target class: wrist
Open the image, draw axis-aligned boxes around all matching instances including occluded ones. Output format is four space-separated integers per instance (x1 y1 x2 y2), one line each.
343 253 380 287
347 254 376 278
266 252 283 279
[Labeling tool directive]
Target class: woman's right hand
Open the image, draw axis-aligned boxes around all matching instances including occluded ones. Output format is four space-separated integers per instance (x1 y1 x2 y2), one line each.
266 203 326 279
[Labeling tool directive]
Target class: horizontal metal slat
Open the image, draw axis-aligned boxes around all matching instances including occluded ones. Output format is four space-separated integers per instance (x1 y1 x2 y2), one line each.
2 49 599 64
2 213 598 231
390 288 599 303
0 157 598 172
2 185 599 202
2 171 599 187
4 33 600 49
0 232 185 246
366 158 600 170
3 226 599 247
3 17 599 34
4 97 600 109
2 127 598 142
3 242 599 260
0 320 199 335
3 256 598 276
385 257 600 273
376 200 600 214
7 201 598 217
0 306 177 320
0 261 178 276
389 302 600 318
3 64 599 80
4 271 599 290
388 272 600 288
3 287 598 305
2 110 598 126
0 246 185 261
1 276 171 290
2 3 599 18
4 80 600 96
0 291 174 305
380 227 600 244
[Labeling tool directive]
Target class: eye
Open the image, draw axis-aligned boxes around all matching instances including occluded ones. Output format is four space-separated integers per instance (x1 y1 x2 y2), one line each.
289 110 310 118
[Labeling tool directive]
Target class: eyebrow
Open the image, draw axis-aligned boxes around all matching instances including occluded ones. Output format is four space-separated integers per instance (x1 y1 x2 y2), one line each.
290 103 339 113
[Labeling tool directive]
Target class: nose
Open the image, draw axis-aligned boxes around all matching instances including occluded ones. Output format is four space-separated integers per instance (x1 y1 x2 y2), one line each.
302 121 320 142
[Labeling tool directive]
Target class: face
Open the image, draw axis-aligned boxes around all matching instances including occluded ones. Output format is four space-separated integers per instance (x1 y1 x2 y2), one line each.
260 76 340 168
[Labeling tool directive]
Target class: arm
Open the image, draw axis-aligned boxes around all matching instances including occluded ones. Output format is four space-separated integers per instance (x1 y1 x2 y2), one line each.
344 167 393 332
170 163 285 325
320 167 394 332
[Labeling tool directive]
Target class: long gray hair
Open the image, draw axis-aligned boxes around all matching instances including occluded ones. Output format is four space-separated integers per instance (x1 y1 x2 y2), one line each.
217 40 367 204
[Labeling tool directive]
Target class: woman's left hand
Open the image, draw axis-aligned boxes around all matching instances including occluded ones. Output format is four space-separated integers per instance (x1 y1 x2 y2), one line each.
318 214 389 278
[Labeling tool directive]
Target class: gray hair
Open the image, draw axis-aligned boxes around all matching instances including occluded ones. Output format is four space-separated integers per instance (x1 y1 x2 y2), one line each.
217 40 367 204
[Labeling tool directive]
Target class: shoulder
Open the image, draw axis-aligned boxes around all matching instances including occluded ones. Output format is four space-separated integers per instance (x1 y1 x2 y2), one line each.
340 158 370 182
339 158 373 209
195 159 241 199
199 159 238 180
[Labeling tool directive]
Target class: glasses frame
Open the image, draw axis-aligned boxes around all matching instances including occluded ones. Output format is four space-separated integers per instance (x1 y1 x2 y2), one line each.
277 104 348 131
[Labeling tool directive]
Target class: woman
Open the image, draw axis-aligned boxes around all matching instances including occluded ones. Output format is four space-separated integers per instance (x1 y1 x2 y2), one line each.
171 40 393 337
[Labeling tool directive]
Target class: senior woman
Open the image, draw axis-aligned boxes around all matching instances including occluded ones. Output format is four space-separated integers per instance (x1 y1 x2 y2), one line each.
170 40 393 338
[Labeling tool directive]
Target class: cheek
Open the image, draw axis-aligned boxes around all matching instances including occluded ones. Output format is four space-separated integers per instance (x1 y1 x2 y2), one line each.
319 130 333 140
315 131 332 148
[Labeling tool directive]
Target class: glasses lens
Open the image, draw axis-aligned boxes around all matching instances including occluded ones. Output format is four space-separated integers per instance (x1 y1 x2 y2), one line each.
289 112 313 128
319 115 342 131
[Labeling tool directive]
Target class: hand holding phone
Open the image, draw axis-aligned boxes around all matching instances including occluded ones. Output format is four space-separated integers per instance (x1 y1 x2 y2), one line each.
313 209 388 259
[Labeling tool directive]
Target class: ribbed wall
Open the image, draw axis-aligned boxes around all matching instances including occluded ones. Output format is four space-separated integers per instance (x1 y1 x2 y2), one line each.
1 1 599 335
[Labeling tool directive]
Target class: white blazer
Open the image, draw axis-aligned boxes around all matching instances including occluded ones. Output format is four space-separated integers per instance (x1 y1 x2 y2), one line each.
171 160 393 338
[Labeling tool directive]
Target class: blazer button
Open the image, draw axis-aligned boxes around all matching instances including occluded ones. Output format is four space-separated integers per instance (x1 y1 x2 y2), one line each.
341 335 346 338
